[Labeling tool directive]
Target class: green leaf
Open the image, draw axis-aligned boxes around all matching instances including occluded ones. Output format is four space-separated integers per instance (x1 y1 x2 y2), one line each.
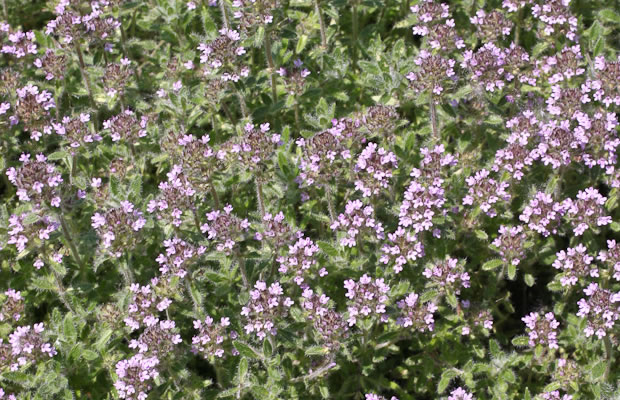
482 259 503 271
507 264 517 280
475 230 488 241
318 241 339 257
591 360 606 380
599 9 620 24
48 150 70 161
234 341 262 359
81 350 99 361
524 274 535 287
296 34 308 54
263 338 272 357
238 357 249 381
94 328 113 352
63 314 77 342
511 336 529 347
437 369 458 393
489 339 500 357
305 346 329 356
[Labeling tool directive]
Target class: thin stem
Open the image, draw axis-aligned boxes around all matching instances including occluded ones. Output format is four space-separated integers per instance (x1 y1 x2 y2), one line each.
220 0 229 30
120 253 135 286
119 23 129 58
209 178 220 209
58 213 85 272
256 180 266 217
294 101 300 131
192 207 202 235
325 184 336 221
185 275 204 319
221 101 236 125
351 2 359 70
264 32 278 103
429 95 438 139
52 268 76 314
313 0 327 49
70 154 78 184
235 89 248 118
604 335 614 380
74 41 96 111
234 248 249 288
292 358 336 382
2 0 8 23
514 7 523 46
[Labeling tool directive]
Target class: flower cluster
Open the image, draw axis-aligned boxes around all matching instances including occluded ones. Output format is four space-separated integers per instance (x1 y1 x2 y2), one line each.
597 240 620 281
114 354 159 400
102 109 148 143
491 225 527 266
198 28 249 82
576 283 620 339
7 212 59 253
448 387 474 400
13 84 55 140
0 289 24 324
34 49 67 80
277 59 311 96
423 258 470 295
519 192 566 237
241 281 293 339
522 312 560 349
354 142 398 198
201 205 249 255
128 318 182 356
301 289 348 349
124 280 172 331
227 122 281 175
552 244 597 287
406 51 456 97
6 153 63 207
277 235 323 286
191 316 235 359
562 187 611 236
410 1 464 51
155 237 205 279
462 169 510 217
1 23 37 58
344 274 390 326
53 113 102 148
330 200 385 247
379 227 424 274
147 165 196 227
92 201 147 258
4 323 56 371
395 292 437 332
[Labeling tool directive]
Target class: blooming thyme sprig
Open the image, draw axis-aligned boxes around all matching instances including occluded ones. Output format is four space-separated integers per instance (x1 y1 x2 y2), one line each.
198 27 249 82
470 9 513 42
365 394 399 400
597 240 620 281
519 191 567 237
155 237 205 279
102 58 133 98
192 316 235 359
395 292 437 332
128 318 182 356
0 23 37 59
591 55 620 107
410 0 465 51
277 58 311 97
226 122 281 176
521 312 560 349
53 113 102 148
147 165 197 227
0 289 24 324
552 244 597 287
232 0 279 29
359 105 400 144
406 50 456 98
254 212 298 253
113 354 159 400
562 187 611 236
296 128 350 189
491 225 528 267
91 201 146 258
6 153 63 207
102 109 148 143
576 283 620 339
353 142 398 198
201 204 249 255
536 390 573 400
300 288 348 349
379 227 424 274
12 84 55 141
241 281 294 339
7 211 59 254
531 0 578 42
344 274 390 326
277 235 324 286
423 257 470 297
33 49 67 81
448 387 474 400
330 200 385 248
462 169 511 218
2 323 57 372
124 279 172 331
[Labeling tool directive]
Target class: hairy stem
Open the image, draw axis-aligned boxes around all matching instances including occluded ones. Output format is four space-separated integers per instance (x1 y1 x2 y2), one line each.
604 335 614 380
74 41 96 113
209 178 220 209
429 95 438 139
58 213 85 272
314 0 327 49
219 0 229 30
2 0 8 23
264 32 278 103
325 184 336 221
121 253 134 286
256 180 266 217
234 248 249 288
52 268 76 314
236 89 248 118
352 3 359 70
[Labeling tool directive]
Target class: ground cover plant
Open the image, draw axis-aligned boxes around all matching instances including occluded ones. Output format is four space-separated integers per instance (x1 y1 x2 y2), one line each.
1 0 620 398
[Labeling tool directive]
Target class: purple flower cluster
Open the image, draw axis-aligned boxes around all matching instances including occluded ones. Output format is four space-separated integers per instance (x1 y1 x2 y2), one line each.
552 244 597 287
155 237 205 279
277 235 324 286
192 316 235 359
6 153 63 207
241 281 293 339
519 192 565 237
395 292 437 332
462 169 511 217
7 212 59 254
198 28 249 82
423 257 470 295
0 289 24 324
344 274 390 326
147 165 196 227
3 323 56 372
576 283 620 339
522 311 560 349
448 387 474 400
354 142 398 198
124 280 172 331
597 240 620 281
331 200 385 247
563 187 611 236
301 289 348 349
380 227 424 274
491 225 527 266
114 354 159 400
201 204 249 255
92 201 147 258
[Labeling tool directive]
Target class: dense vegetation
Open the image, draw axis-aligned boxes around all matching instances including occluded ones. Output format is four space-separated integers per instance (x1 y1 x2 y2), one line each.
1 0 620 399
